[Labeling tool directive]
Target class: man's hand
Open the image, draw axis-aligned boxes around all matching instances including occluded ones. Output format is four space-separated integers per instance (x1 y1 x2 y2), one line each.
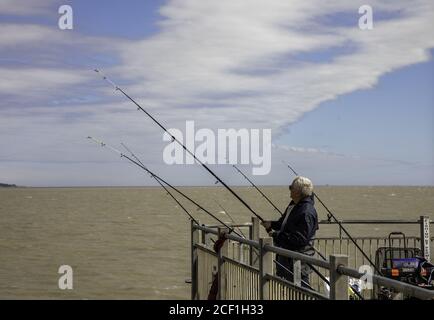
261 221 272 230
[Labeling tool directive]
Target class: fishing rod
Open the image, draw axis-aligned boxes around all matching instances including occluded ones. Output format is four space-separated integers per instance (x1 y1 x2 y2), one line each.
87 136 243 237
94 69 265 223
120 142 198 225
232 164 283 216
283 162 382 275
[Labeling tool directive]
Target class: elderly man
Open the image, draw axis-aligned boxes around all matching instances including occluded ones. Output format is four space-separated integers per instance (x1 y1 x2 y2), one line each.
261 176 319 287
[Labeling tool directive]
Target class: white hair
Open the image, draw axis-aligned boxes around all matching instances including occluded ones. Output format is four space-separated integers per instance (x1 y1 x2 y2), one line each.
291 176 313 197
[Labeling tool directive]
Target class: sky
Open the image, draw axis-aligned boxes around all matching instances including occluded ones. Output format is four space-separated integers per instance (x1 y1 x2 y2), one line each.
0 0 433 187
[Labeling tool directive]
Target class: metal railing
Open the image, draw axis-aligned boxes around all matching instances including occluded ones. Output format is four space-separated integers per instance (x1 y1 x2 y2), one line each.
310 217 433 297
191 216 434 300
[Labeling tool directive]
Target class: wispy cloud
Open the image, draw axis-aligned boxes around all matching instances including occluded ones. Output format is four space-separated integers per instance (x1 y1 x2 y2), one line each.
0 67 89 95
272 144 420 167
0 0 58 16
0 24 60 47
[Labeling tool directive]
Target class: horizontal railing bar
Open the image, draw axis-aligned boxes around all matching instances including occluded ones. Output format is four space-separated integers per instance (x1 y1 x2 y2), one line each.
193 223 260 249
314 236 425 241
204 223 253 228
194 243 217 257
194 223 219 235
225 232 261 249
263 244 330 269
319 219 432 225
205 220 433 227
222 256 260 274
337 265 434 300
263 274 328 300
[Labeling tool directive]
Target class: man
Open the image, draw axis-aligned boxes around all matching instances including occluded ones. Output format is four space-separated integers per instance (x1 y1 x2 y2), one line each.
261 176 318 287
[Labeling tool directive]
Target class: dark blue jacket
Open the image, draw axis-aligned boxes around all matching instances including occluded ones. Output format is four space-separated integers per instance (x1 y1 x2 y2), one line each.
270 195 318 251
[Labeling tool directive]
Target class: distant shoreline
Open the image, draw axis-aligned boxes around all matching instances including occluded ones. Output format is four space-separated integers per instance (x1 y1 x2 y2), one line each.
0 183 17 188
2 185 433 189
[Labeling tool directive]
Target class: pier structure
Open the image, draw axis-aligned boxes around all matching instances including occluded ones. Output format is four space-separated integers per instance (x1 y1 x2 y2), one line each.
191 216 434 300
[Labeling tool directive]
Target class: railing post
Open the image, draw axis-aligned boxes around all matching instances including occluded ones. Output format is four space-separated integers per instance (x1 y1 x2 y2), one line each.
201 227 205 245
249 222 253 265
239 242 245 264
259 237 273 300
217 227 229 300
191 220 200 300
330 254 349 300
420 215 431 262
251 217 260 267
293 260 302 287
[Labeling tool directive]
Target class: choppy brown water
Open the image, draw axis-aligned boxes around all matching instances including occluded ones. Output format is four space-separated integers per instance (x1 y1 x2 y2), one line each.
0 186 433 299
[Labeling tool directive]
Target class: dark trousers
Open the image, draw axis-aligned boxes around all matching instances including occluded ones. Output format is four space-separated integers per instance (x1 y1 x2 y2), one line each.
276 254 312 289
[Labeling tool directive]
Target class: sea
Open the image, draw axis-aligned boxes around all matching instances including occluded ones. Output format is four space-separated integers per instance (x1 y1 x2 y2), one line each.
0 186 433 299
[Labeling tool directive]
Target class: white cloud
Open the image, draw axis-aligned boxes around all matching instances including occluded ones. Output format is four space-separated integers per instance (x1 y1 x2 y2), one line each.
0 0 59 16
0 67 91 96
112 0 434 134
0 23 129 49
0 24 60 47
0 23 129 104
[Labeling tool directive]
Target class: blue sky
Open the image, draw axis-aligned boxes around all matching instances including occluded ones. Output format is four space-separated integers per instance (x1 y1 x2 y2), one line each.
69 0 164 39
278 55 434 164
0 0 433 186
